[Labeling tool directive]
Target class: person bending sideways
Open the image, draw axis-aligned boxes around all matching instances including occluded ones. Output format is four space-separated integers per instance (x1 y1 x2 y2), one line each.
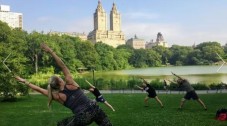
136 78 164 108
15 43 112 126
85 80 115 112
170 72 207 110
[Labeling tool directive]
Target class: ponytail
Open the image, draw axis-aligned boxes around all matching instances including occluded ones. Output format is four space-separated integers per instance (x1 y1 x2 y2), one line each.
47 75 60 109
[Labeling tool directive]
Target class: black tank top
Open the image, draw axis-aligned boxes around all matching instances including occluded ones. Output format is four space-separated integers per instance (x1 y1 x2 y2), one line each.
60 85 91 114
144 84 155 94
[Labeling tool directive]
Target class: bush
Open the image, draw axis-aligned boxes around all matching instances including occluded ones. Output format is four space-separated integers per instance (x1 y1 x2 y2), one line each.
150 78 164 90
192 83 209 90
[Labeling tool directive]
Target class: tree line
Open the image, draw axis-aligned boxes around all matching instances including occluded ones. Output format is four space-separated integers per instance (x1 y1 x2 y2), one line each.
0 21 226 100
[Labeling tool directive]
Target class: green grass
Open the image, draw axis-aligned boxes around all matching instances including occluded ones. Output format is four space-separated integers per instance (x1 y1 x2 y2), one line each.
0 93 227 126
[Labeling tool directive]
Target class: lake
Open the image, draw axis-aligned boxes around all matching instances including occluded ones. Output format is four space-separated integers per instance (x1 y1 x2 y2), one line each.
82 65 227 84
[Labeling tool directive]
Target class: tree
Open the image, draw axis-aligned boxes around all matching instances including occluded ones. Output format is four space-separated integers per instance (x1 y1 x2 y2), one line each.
145 49 162 67
0 23 28 100
75 41 100 70
169 45 193 65
26 31 46 73
152 46 172 65
95 42 116 70
129 49 148 68
196 42 224 64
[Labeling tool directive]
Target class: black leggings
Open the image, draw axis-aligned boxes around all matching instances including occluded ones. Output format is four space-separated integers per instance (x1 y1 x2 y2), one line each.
57 104 112 126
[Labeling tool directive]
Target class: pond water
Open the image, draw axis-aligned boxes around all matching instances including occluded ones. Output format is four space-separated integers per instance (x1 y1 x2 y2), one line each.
82 65 227 84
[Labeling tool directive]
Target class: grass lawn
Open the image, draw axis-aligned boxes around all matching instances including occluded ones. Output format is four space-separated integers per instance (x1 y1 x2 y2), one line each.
0 93 227 126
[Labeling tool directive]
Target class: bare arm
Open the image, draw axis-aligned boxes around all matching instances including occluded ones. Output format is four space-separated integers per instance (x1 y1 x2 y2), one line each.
85 80 95 88
135 85 143 90
140 77 149 85
41 43 79 87
15 76 48 96
166 79 176 84
171 72 183 80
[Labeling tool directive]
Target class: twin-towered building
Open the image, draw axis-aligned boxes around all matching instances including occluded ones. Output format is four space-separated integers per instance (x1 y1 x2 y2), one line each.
88 1 168 49
0 2 168 49
88 1 125 48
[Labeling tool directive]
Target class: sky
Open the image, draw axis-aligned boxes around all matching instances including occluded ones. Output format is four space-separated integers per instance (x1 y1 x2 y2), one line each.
1 0 227 46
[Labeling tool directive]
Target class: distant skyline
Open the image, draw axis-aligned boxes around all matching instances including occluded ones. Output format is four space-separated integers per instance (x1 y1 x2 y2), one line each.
1 0 227 46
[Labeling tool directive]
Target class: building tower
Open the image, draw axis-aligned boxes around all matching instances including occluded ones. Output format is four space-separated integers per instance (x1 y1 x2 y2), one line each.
156 32 164 42
145 32 168 48
94 0 107 31
110 3 121 31
88 1 125 48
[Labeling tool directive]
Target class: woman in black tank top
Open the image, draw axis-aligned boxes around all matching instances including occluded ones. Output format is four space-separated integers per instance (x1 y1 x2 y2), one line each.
85 80 115 112
136 78 164 108
15 43 112 126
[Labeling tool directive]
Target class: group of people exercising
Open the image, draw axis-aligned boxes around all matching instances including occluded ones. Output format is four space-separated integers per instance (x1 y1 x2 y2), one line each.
14 43 207 126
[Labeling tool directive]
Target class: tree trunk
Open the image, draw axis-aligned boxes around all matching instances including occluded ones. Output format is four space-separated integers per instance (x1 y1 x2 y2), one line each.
35 54 38 73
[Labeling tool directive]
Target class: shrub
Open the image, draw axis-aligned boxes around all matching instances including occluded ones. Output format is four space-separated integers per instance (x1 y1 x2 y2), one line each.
192 83 209 90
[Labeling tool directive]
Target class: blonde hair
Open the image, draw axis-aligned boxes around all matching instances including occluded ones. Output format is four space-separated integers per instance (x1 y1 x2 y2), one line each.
47 75 60 109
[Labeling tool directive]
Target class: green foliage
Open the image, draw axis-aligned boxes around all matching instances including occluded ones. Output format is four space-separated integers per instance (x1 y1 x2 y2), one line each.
127 77 141 88
169 45 193 65
191 83 209 90
29 67 55 88
150 78 164 90
0 22 28 100
1 20 227 101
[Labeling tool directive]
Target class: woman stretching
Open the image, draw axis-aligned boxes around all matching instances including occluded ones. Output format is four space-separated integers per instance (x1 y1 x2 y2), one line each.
85 80 115 112
15 43 112 126
136 78 164 108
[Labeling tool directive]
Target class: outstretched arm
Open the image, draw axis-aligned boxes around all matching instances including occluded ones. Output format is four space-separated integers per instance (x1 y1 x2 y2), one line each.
135 85 143 90
85 80 95 88
15 76 48 96
41 43 79 87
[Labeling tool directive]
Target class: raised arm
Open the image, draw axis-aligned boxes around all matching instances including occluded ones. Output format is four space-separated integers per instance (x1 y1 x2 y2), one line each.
140 77 149 85
171 72 183 80
85 80 95 88
41 43 78 86
15 76 48 96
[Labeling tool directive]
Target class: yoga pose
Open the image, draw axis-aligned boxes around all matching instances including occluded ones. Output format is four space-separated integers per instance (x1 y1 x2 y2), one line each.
136 78 164 108
171 72 207 110
15 43 112 126
85 80 115 112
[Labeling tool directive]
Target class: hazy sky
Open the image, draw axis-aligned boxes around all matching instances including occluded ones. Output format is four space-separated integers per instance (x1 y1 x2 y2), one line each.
1 0 227 46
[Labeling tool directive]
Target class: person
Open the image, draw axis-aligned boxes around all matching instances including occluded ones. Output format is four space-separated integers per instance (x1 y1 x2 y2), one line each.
85 80 115 112
171 72 207 110
135 78 164 108
15 43 112 126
